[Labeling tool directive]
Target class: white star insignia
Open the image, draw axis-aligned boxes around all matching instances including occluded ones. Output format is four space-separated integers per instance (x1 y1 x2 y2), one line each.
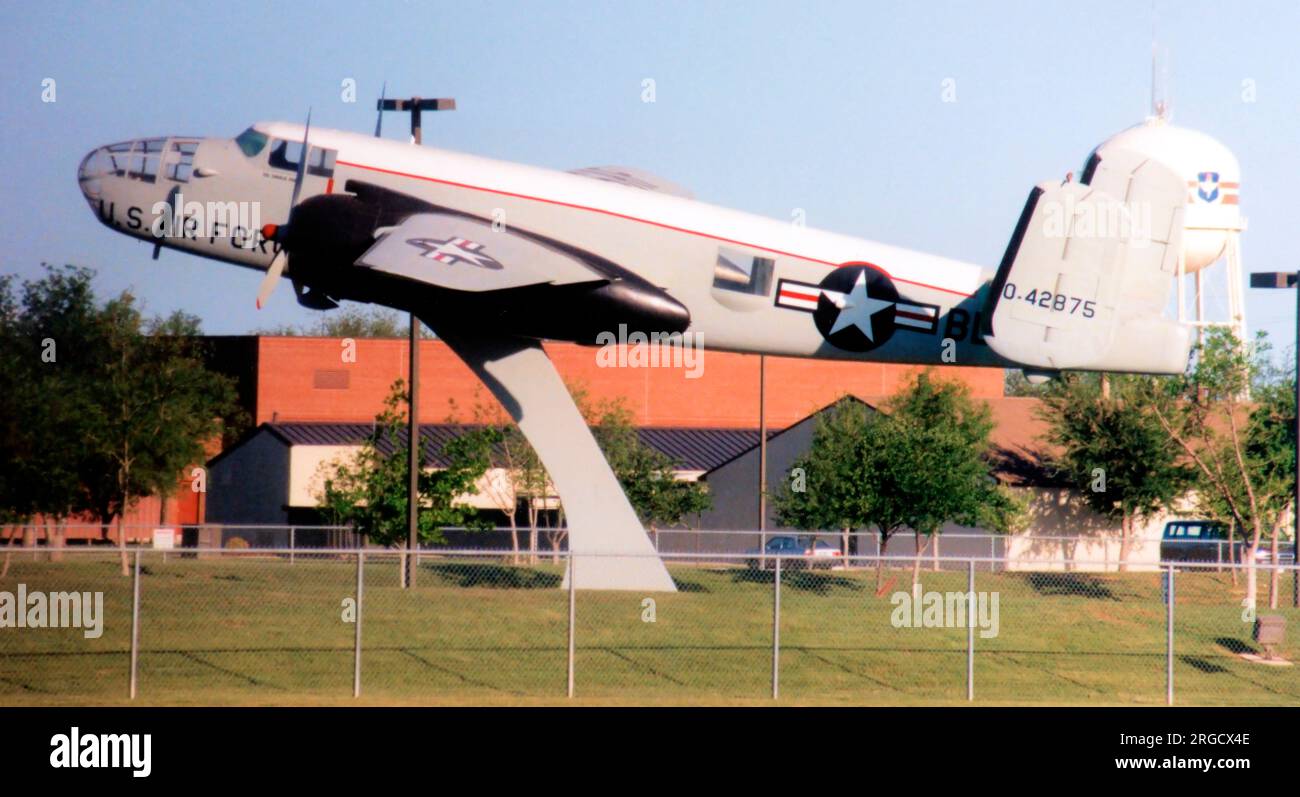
824 271 894 340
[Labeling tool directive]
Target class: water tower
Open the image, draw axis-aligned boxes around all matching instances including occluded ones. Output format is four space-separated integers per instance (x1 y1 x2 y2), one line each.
1085 117 1246 346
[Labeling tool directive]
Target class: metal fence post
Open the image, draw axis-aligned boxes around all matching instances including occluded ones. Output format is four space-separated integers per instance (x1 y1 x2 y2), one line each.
353 550 364 698
1165 565 1174 706
566 554 576 699
289 527 295 566
967 559 975 702
129 549 141 700
771 555 781 700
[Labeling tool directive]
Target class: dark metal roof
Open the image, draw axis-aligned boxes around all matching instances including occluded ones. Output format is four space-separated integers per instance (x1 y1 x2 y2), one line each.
636 427 759 471
264 422 760 472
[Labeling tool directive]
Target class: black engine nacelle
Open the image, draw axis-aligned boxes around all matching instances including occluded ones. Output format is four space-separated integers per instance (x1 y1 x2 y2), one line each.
282 180 690 343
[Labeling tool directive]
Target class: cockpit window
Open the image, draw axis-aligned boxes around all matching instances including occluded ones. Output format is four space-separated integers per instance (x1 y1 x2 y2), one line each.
235 127 268 157
125 138 166 183
166 141 199 183
268 139 336 177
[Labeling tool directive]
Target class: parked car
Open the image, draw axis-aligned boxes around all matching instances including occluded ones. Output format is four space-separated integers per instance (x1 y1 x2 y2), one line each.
1160 520 1295 565
745 535 842 570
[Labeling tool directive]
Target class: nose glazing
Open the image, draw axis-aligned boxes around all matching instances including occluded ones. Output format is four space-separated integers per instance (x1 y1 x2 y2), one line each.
77 138 169 200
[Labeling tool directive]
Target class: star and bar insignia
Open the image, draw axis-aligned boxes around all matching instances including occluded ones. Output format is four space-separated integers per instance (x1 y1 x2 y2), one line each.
406 237 504 270
774 267 940 352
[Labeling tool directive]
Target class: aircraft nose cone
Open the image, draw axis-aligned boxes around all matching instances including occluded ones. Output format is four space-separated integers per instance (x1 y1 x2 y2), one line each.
77 145 112 200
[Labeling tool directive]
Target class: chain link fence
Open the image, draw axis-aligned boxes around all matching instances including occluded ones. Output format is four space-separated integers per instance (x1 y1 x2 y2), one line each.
10 525 1292 575
2 548 1298 705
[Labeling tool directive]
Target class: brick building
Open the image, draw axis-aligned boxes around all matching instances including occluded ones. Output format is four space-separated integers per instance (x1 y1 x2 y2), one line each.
206 335 1004 429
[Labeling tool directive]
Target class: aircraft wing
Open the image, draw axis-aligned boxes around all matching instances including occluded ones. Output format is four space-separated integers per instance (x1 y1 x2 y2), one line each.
355 212 608 292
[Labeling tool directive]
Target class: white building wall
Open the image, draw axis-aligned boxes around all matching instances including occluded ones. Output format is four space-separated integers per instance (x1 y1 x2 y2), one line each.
288 444 514 511
1003 487 1201 572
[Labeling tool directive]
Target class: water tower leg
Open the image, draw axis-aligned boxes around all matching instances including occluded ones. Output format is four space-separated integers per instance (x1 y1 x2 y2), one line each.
1226 232 1248 344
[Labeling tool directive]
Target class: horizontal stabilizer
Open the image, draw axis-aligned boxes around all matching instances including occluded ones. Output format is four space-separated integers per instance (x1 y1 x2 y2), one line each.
984 152 1192 374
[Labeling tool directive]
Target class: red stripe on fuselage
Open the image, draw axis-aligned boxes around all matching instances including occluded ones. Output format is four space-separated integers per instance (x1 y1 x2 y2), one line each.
896 310 934 322
780 289 819 303
334 158 973 298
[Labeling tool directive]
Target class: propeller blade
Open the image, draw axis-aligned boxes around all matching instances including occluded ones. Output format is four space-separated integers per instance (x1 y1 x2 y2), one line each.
256 250 287 309
375 81 386 137
289 108 312 209
255 109 311 309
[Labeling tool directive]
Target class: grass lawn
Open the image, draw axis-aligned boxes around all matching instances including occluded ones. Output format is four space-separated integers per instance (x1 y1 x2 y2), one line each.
2 552 1298 706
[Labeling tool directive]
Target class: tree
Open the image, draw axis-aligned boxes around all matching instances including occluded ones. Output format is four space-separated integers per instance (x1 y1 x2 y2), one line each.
0 273 34 532
255 304 435 338
466 393 547 564
886 372 1024 591
578 390 711 546
1 265 240 575
319 381 498 573
617 441 712 543
78 297 241 574
1240 378 1296 607
1144 329 1294 612
2 268 103 546
1038 374 1194 571
774 398 881 569
776 375 1023 592
1005 369 1053 397
466 392 553 564
466 385 711 561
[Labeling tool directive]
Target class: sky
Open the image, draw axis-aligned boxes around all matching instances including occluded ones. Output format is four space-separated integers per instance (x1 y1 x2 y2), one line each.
2 0 1298 357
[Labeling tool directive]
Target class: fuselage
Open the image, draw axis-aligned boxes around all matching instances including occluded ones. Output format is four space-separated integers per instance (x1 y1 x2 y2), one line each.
78 122 1010 367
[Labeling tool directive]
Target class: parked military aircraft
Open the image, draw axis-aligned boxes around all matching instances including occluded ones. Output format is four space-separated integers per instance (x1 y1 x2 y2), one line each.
77 118 1196 589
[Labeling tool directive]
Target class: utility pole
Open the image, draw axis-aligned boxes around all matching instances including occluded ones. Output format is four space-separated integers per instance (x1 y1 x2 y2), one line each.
1249 270 1300 582
758 355 767 535
377 95 457 589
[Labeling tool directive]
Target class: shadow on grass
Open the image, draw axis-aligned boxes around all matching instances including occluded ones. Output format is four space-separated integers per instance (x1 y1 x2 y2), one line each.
672 577 709 593
1180 655 1231 674
728 567 864 595
1024 573 1120 601
424 562 562 590
1215 636 1255 655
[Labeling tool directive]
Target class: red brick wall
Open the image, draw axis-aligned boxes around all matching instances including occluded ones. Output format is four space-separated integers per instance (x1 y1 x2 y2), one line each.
253 337 1005 428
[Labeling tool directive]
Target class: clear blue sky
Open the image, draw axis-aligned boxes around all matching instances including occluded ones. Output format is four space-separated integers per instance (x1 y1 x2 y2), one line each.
3 0 1298 355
